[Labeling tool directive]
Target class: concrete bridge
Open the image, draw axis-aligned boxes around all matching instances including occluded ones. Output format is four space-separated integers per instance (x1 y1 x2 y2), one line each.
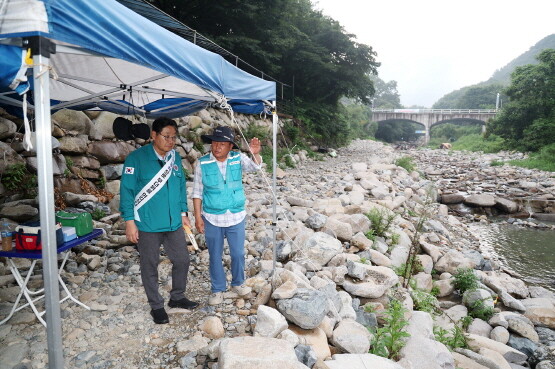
371 109 498 144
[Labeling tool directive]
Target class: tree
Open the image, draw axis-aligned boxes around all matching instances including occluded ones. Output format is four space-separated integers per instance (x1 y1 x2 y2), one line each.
149 0 380 146
487 49 555 151
371 76 402 109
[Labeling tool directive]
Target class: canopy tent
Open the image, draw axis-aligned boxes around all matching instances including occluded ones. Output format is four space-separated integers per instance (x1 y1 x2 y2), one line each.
0 0 275 116
0 1 276 367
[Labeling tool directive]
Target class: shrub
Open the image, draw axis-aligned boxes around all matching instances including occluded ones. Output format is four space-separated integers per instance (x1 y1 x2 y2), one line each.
369 299 410 360
434 325 467 350
469 299 494 321
243 123 270 142
395 156 416 172
411 288 439 314
453 268 479 294
394 257 423 277
1 163 38 198
91 208 106 221
365 208 396 238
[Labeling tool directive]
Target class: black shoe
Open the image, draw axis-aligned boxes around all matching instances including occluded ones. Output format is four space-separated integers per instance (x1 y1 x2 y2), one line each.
150 308 169 324
168 297 199 310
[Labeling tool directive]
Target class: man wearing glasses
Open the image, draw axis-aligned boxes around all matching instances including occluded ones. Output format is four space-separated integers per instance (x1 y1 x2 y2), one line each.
120 117 198 324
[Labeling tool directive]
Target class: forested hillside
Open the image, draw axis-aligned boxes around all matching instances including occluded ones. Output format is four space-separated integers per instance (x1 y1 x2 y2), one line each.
149 0 380 146
488 33 555 85
433 34 555 109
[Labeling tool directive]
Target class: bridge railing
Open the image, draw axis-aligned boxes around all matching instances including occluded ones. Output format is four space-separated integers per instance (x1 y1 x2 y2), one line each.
371 109 498 114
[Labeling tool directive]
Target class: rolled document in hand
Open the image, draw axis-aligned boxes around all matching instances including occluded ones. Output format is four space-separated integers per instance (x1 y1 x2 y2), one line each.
183 225 199 250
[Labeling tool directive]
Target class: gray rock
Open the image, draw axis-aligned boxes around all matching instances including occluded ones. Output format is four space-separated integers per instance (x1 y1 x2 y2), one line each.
294 344 317 369
463 289 494 310
435 249 477 274
468 318 493 338
87 141 135 164
505 314 539 342
100 164 124 180
441 193 465 204
0 142 25 173
253 305 288 338
490 326 510 344
305 213 327 229
507 335 537 358
293 232 343 271
536 327 555 345
58 135 89 154
495 198 519 213
399 334 455 369
52 109 92 134
325 354 405 369
276 288 329 329
0 341 29 369
218 336 308 369
465 194 496 207
499 290 526 312
331 319 372 354
454 348 504 369
355 308 377 328
0 117 17 139
0 203 38 222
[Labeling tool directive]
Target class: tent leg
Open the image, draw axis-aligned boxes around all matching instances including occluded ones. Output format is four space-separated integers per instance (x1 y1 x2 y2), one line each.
31 36 65 368
270 104 278 276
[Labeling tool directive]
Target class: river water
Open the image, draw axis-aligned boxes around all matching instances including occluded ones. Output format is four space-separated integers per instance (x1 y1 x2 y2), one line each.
469 222 555 292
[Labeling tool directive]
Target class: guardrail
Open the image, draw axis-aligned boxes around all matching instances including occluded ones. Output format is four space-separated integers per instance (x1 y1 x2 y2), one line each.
371 109 498 114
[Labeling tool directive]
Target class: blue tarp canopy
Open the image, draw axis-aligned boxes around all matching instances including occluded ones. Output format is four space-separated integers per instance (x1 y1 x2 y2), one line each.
0 0 276 117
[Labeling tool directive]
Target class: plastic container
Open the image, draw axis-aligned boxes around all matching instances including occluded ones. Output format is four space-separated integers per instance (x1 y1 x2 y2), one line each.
1 222 14 252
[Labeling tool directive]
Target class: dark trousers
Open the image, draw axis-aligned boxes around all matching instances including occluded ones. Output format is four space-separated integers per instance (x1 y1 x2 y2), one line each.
137 228 190 310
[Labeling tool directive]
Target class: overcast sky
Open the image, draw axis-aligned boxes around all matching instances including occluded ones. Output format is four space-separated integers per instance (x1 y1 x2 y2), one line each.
314 0 555 107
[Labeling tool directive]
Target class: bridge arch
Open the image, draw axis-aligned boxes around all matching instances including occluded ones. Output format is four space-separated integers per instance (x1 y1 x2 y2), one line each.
371 109 497 144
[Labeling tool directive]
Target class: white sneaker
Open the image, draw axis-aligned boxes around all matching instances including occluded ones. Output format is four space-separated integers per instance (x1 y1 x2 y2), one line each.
208 292 223 305
232 284 252 296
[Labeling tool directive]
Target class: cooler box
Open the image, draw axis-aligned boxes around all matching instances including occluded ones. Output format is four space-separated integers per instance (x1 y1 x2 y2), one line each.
62 226 77 242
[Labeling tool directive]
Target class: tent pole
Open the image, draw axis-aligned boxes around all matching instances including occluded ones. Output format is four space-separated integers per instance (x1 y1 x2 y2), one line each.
271 103 278 276
31 36 65 368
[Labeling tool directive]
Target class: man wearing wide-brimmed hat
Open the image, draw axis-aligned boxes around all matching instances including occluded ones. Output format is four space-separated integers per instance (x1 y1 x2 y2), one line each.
192 126 262 305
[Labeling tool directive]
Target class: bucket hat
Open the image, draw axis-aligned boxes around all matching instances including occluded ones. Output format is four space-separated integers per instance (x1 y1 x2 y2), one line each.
113 117 151 141
201 126 239 149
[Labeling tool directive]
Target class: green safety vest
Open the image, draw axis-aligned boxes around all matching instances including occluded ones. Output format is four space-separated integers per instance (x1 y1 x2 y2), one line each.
199 152 245 214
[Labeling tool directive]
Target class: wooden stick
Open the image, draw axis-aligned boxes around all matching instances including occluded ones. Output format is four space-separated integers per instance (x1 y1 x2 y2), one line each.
182 225 199 251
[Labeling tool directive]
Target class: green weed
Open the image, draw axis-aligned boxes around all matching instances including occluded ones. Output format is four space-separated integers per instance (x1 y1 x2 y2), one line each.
369 299 410 360
365 208 396 238
1 163 38 198
91 208 106 221
395 156 416 172
452 268 479 294
469 299 494 321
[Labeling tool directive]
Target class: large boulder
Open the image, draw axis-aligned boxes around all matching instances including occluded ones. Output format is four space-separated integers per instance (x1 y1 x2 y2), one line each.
58 135 89 154
331 319 372 354
342 265 398 298
435 250 476 274
276 288 329 329
325 354 405 369
218 336 308 369
52 109 92 134
87 141 135 164
0 142 25 173
0 117 17 139
254 305 288 338
293 232 343 271
521 298 555 329
464 194 496 207
466 334 528 364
